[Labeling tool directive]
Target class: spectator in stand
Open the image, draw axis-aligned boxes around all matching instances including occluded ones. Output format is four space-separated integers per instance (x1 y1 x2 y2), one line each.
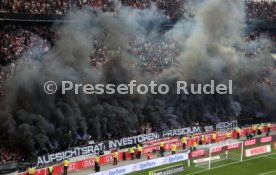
0 0 70 15
0 23 58 65
0 135 25 163
0 1 275 170
246 0 276 22
1 0 276 22
0 0 184 19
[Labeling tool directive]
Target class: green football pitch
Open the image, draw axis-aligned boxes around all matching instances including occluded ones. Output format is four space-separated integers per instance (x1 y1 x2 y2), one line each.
129 143 276 175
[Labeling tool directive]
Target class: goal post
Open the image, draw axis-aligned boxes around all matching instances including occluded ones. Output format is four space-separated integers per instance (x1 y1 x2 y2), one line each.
190 139 243 170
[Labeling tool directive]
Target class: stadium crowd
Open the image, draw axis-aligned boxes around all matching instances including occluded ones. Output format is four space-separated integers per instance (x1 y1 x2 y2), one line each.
0 135 25 163
0 0 70 15
246 0 276 22
90 31 181 74
1 1 276 22
0 0 275 170
0 23 56 65
237 31 276 65
0 0 184 19
1 24 275 77
1 23 275 75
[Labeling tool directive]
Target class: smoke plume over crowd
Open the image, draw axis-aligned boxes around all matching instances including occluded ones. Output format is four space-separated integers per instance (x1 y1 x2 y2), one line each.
0 0 275 155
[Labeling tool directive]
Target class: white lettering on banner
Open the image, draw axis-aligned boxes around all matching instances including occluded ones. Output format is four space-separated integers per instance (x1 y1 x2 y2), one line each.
82 160 94 168
191 149 205 158
63 162 77 171
162 126 202 137
244 139 256 146
260 136 272 143
210 146 222 153
72 162 77 170
143 146 159 154
37 120 237 165
204 126 214 132
216 120 238 130
105 155 113 162
139 161 156 170
227 143 240 150
89 153 188 175
162 120 237 138
162 154 188 164
37 144 104 165
108 133 159 149
108 168 127 175
216 120 238 132
245 145 271 157
60 166 64 173
166 141 181 149
36 169 43 174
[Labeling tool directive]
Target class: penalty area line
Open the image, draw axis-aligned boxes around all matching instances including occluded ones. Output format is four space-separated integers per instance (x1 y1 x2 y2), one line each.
259 169 276 175
187 152 276 175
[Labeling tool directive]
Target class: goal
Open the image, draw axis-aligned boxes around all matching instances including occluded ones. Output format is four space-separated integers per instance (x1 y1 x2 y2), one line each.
188 139 243 170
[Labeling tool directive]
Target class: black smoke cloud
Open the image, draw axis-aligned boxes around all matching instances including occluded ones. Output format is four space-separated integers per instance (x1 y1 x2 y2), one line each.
0 0 275 156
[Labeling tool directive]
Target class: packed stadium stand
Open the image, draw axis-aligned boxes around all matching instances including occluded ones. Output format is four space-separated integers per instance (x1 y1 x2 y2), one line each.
0 0 275 174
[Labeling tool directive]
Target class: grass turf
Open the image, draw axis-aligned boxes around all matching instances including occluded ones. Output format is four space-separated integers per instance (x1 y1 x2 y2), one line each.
128 142 276 175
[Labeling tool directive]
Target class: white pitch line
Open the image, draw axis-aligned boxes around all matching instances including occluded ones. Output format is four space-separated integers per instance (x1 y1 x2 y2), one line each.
187 152 276 175
258 169 276 175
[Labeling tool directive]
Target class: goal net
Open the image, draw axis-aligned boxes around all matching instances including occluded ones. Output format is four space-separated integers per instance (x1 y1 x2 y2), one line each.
189 139 243 170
